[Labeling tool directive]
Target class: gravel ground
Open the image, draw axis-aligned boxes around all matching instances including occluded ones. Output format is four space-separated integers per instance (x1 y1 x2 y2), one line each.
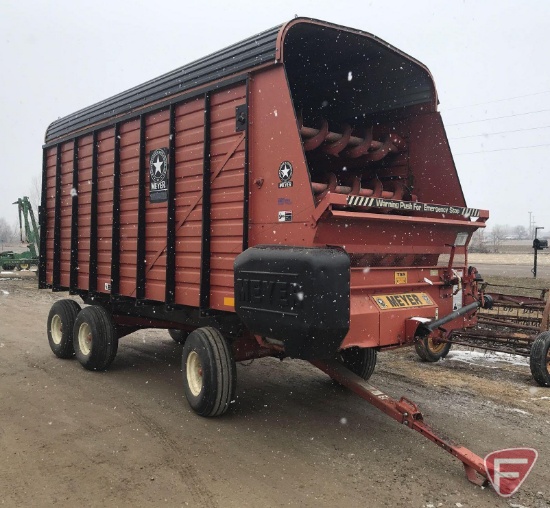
0 277 549 507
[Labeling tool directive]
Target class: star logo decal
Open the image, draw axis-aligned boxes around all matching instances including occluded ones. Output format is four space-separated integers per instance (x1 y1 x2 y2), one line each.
278 161 293 182
152 156 164 176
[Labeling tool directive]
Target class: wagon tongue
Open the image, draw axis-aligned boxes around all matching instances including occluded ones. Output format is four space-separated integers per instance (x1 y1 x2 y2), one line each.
311 359 492 488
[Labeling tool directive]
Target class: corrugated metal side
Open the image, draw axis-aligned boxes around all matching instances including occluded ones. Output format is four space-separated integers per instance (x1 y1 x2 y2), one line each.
59 142 74 287
45 25 280 143
76 134 94 289
173 97 205 307
44 148 57 285
208 85 246 310
42 81 248 306
96 128 115 293
118 119 141 296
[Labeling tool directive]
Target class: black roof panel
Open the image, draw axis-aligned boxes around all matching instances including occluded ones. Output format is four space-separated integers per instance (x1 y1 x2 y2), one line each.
45 24 281 142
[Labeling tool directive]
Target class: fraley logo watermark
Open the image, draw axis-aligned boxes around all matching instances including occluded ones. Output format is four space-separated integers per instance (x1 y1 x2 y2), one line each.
484 448 538 497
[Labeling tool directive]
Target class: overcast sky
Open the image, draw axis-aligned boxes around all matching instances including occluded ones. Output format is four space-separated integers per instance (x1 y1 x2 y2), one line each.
1 0 549 235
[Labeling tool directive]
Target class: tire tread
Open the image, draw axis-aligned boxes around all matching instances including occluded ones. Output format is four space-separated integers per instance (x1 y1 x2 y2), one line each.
182 327 236 417
47 299 81 359
530 331 550 387
73 306 118 371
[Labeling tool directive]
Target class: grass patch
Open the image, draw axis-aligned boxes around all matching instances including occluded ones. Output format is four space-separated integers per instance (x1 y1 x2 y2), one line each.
483 274 550 298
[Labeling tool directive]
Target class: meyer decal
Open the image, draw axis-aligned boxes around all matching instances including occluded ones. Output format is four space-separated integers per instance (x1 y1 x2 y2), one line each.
149 148 169 203
373 292 433 309
347 195 480 218
235 277 303 310
278 161 293 188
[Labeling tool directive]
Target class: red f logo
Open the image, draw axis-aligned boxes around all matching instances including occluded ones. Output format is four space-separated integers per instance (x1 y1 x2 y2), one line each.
484 448 538 497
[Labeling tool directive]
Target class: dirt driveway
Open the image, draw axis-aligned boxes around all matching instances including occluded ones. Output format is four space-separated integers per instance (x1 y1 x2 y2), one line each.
0 276 549 507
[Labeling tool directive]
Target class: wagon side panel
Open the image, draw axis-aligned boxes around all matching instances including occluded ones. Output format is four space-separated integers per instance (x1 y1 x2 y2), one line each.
408 112 467 207
208 84 247 311
118 119 141 297
58 141 74 288
42 147 57 286
144 109 171 302
95 128 115 294
76 134 94 290
173 97 205 308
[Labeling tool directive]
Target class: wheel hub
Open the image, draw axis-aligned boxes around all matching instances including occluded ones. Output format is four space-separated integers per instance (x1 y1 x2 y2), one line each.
51 315 63 345
78 322 93 356
427 337 446 354
187 350 203 396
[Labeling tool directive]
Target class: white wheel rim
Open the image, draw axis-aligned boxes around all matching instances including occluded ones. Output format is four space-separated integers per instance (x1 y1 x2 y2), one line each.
186 351 203 396
51 315 63 345
78 322 93 356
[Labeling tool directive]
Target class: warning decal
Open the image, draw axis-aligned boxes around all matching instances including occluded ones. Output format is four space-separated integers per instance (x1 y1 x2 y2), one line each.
346 195 480 218
394 271 407 284
373 292 433 310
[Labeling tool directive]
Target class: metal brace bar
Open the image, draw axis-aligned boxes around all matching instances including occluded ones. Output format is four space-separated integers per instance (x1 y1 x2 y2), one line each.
310 359 489 487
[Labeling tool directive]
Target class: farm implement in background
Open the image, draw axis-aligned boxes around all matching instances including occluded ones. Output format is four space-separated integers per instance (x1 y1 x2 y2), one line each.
422 283 550 387
0 197 39 271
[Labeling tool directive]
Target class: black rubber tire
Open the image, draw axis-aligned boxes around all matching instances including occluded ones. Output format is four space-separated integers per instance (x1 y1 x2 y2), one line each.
415 336 452 362
47 299 82 359
169 328 189 345
73 306 118 371
182 327 236 417
2 264 15 271
530 331 550 387
339 347 377 381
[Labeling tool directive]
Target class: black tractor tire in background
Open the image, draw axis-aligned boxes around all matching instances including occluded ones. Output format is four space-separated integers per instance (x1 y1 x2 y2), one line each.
181 327 236 417
530 331 550 387
47 299 82 358
169 328 190 345
415 336 452 362
73 306 118 371
339 347 377 381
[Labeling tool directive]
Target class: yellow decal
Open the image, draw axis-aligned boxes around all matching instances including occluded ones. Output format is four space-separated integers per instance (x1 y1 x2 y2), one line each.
224 297 235 308
395 271 407 284
373 292 433 310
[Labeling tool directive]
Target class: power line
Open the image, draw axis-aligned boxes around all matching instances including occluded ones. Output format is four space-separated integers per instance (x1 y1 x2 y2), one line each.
443 89 550 111
449 124 550 140
454 143 550 156
446 107 550 127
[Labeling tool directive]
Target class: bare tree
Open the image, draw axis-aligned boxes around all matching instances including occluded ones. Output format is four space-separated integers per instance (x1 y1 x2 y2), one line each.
489 225 507 253
0 217 16 243
29 175 41 214
514 225 528 240
469 229 488 253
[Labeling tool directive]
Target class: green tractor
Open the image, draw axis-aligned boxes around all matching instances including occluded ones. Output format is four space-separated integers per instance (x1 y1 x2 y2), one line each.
0 197 39 271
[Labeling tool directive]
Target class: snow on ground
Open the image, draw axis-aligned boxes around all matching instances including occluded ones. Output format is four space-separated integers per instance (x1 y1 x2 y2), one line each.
444 349 529 368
